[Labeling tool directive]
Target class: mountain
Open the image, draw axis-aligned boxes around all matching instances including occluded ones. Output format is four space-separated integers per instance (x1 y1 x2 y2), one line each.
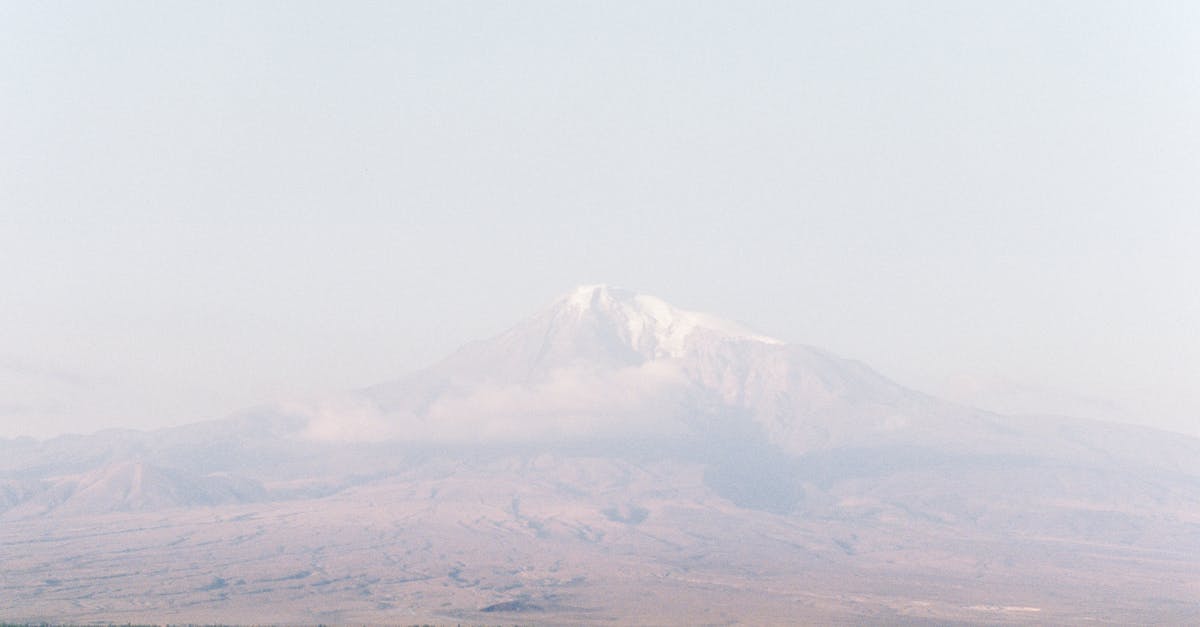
2 285 1198 624
356 285 974 449
1 461 264 519
352 285 1198 477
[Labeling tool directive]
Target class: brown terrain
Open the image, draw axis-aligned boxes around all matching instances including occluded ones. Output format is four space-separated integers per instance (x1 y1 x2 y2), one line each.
3 286 1198 624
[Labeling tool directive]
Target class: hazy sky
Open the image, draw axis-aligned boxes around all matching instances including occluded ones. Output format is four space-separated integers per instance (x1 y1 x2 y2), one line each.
2 1 1197 438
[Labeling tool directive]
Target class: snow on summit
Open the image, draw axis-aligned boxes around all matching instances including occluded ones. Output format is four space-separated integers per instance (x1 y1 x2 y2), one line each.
335 284 922 448
557 284 781 359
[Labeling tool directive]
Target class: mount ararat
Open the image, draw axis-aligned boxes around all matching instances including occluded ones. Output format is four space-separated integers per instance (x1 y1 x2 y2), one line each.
2 285 1198 624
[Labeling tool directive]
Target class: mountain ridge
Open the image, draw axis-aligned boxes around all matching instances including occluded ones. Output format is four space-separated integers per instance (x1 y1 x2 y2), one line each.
2 285 1198 623
356 284 957 450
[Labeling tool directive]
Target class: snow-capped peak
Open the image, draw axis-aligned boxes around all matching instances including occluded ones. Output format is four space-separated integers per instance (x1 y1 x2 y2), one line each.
557 284 781 358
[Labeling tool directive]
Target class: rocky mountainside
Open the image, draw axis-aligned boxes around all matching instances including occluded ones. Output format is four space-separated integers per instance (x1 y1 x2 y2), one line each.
2 285 1198 624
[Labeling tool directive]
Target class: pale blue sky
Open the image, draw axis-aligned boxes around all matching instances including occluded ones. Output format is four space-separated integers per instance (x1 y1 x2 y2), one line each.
2 1 1197 437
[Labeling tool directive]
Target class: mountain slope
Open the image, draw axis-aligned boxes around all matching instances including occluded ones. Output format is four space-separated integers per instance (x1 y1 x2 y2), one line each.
1 461 265 519
355 285 957 450
353 285 1188 464
2 285 1199 623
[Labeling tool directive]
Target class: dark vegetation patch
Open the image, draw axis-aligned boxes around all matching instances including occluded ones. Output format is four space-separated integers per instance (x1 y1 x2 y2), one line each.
260 570 310 582
480 599 544 612
601 503 649 524
200 576 228 591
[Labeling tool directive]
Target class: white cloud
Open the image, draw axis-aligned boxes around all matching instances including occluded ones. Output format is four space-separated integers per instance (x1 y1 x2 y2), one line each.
297 361 690 444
